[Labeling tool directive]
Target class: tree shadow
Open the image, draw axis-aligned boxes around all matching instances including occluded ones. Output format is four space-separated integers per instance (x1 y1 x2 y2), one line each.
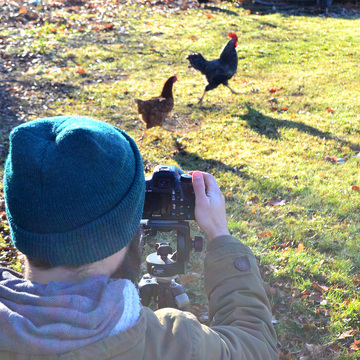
240 0 360 19
0 73 82 167
240 104 360 150
201 5 240 16
0 82 23 167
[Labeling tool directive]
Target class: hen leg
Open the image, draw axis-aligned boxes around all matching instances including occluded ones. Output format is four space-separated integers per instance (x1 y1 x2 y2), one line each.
225 84 241 95
138 128 146 146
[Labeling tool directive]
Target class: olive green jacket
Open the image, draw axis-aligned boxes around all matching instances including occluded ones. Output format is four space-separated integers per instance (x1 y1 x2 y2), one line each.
0 236 278 360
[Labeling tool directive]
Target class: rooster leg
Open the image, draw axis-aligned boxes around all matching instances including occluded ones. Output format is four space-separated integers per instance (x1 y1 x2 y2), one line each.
225 84 241 95
198 90 207 105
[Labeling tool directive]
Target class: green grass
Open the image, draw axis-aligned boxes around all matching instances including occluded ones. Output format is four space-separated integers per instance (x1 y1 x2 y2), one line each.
1 1 360 358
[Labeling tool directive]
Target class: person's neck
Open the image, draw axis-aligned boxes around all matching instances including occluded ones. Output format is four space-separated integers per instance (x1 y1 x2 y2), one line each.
25 265 83 284
25 247 128 284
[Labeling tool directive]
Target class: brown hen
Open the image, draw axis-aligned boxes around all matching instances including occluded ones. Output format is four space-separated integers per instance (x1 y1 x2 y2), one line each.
134 75 177 143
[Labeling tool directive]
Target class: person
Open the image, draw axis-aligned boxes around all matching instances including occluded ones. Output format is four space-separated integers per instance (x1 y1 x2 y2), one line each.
0 115 278 360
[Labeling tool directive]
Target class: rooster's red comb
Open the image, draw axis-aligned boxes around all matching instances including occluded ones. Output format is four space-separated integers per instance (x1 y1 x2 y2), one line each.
173 74 178 81
228 33 238 41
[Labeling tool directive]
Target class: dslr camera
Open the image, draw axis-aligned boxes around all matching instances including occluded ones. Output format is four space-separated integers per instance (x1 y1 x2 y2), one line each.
139 165 202 310
142 165 195 221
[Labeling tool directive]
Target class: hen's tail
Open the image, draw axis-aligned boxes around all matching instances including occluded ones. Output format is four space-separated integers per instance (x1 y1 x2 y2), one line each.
186 53 207 74
134 98 144 114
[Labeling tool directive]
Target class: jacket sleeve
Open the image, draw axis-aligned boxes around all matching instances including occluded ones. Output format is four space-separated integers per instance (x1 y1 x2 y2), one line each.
196 235 278 359
150 235 278 360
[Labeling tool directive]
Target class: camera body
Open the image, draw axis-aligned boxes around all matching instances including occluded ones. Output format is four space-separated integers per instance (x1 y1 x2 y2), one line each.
142 165 195 221
140 165 203 309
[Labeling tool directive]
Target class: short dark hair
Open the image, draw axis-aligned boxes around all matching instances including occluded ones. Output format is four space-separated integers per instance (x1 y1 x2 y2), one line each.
26 257 53 270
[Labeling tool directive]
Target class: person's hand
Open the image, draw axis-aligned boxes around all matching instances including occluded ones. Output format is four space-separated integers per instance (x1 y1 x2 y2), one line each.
190 171 230 242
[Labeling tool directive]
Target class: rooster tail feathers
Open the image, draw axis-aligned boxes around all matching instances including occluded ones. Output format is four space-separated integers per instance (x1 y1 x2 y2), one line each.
186 53 207 73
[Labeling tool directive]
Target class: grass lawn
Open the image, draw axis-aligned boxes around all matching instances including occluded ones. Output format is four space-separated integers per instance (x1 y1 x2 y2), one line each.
1 1 360 358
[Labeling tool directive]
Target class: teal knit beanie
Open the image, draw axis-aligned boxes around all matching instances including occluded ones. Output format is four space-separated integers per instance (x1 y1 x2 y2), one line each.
3 116 145 267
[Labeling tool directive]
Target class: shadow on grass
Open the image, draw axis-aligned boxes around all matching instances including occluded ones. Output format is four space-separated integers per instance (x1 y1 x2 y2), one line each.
0 76 84 167
240 104 360 151
201 5 240 16
172 144 251 180
0 82 23 167
240 1 360 20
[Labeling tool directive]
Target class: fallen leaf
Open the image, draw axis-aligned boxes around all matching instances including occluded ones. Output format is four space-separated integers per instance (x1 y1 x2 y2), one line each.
308 293 325 304
338 329 359 339
103 23 114 31
278 350 293 359
352 186 359 191
323 155 337 163
312 281 328 294
295 242 305 252
327 108 335 113
19 7 28 14
269 198 287 206
265 285 277 297
306 343 325 357
258 231 272 238
179 272 201 286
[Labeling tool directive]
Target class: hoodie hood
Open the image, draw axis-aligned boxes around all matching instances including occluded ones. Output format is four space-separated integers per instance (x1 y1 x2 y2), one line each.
0 268 140 355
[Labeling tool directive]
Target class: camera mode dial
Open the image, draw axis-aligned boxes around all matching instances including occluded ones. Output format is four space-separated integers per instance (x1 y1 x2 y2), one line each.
180 174 192 183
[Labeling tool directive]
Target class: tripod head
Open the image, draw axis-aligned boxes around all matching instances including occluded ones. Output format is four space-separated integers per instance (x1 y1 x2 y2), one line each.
138 220 203 309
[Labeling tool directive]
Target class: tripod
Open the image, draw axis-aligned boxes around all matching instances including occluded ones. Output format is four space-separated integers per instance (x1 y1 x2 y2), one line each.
138 220 203 309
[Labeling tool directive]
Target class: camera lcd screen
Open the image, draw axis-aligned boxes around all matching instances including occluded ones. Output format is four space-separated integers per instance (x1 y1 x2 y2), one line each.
143 192 172 218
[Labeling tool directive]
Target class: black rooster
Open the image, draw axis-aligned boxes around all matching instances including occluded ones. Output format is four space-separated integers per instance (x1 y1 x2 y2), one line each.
187 33 239 104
